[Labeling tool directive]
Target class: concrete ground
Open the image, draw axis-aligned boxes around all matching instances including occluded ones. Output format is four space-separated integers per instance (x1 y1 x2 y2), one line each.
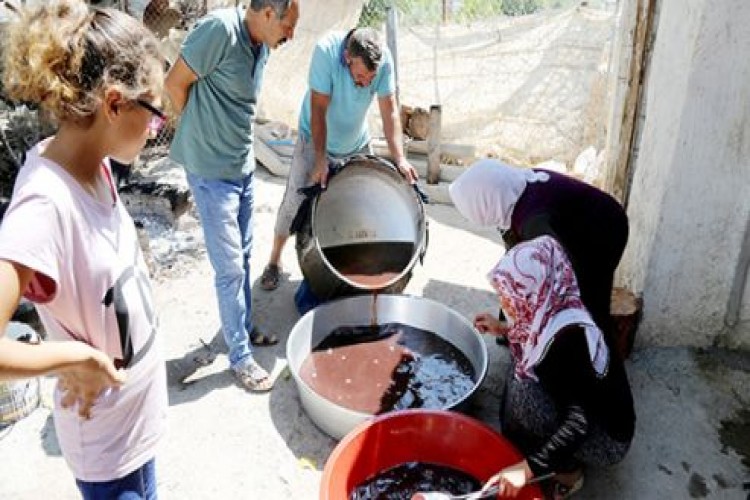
1 167 749 499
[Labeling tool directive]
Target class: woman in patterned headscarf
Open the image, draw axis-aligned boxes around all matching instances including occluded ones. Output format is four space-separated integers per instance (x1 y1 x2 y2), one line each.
449 159 629 354
476 236 634 499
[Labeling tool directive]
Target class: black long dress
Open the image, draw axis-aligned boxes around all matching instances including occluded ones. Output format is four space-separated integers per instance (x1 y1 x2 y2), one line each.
504 170 629 348
504 326 636 475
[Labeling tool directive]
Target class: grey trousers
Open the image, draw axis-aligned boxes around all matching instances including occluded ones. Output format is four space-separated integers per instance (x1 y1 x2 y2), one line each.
502 365 630 469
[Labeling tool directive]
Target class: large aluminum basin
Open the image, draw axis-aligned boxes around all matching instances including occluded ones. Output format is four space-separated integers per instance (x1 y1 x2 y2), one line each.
286 294 488 440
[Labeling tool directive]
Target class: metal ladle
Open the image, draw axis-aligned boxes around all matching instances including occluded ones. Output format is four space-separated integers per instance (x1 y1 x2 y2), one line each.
412 472 555 500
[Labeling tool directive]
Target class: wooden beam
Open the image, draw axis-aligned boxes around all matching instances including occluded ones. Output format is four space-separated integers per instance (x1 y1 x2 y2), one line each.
371 138 476 164
605 0 658 207
406 141 475 163
368 147 466 183
427 105 442 185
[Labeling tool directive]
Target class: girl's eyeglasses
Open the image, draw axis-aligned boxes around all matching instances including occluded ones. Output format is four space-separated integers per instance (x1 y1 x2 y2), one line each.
136 99 167 134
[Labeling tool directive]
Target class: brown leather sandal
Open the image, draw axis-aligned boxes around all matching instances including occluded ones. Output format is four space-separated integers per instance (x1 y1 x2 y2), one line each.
233 360 274 393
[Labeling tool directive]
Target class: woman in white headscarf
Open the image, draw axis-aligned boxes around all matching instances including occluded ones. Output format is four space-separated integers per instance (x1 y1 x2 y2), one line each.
449 159 629 355
478 236 634 499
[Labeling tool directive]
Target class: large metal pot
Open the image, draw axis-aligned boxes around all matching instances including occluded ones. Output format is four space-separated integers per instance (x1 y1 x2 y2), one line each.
286 294 488 440
295 155 427 301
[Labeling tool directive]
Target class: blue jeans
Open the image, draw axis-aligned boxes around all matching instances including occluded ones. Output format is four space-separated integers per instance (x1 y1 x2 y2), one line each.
76 458 156 500
294 279 322 316
186 171 254 368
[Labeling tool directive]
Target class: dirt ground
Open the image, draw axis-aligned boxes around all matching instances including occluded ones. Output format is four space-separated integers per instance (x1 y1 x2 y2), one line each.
1 166 748 499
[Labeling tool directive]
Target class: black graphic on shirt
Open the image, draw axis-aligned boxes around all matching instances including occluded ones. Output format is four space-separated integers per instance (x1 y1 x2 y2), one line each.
102 241 156 369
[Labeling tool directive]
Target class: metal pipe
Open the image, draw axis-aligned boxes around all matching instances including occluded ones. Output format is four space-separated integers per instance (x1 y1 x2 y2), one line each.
386 6 400 107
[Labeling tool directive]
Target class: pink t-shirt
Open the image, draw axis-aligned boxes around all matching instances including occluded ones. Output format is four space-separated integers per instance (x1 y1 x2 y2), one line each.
0 140 167 481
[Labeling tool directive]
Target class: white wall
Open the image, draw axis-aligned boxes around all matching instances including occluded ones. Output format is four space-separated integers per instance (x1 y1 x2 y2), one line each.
619 0 750 348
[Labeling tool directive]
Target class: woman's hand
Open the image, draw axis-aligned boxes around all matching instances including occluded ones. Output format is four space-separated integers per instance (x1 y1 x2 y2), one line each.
56 342 126 420
482 460 533 498
473 312 510 336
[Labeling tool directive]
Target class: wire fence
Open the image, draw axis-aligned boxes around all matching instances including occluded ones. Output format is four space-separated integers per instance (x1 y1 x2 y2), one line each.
356 0 615 28
359 0 619 171
0 0 621 197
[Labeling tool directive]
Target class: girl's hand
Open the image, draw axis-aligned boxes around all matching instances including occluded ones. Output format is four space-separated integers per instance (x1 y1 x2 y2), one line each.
482 460 533 498
473 312 510 336
57 343 126 419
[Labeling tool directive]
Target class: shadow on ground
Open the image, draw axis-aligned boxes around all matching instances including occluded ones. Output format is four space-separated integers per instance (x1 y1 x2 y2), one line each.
424 200 504 246
164 329 233 406
421 277 498 320
164 319 287 407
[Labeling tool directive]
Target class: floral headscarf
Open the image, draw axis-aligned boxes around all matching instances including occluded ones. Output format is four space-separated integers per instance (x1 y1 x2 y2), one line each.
488 235 609 381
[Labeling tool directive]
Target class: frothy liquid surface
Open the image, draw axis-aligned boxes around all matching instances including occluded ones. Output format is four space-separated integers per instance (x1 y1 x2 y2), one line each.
350 461 481 500
299 323 475 414
323 241 414 288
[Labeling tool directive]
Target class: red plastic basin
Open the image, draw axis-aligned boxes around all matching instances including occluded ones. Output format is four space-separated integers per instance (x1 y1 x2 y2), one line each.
320 409 543 499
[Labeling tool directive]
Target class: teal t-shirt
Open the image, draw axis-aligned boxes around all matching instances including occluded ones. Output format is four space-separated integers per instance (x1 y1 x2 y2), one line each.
169 8 268 180
298 31 395 157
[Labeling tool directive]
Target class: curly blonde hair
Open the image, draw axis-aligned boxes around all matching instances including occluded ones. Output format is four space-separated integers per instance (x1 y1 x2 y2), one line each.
2 0 164 126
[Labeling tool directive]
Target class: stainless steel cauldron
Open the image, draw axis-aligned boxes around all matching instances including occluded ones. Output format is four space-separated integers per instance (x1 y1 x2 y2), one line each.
286 294 488 440
295 156 427 301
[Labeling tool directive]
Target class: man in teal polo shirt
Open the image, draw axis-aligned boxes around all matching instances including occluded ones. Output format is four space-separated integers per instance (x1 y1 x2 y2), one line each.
165 0 299 392
261 27 418 293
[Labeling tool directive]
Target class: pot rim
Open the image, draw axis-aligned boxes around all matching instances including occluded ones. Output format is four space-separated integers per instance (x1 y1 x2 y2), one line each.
286 294 489 423
310 159 428 291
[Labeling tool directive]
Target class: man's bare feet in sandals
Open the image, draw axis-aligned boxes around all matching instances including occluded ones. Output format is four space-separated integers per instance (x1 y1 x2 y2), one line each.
232 358 274 392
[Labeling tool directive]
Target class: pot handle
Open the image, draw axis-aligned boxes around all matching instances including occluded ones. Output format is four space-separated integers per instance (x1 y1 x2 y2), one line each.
412 183 430 204
419 219 429 265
